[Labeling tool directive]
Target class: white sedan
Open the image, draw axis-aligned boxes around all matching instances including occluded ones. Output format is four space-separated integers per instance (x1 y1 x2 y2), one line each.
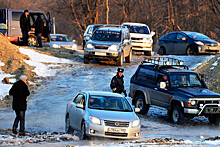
45 34 77 50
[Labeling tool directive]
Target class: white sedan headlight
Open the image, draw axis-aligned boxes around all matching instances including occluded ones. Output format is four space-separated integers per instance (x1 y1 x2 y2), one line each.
195 41 204 46
131 120 140 127
72 44 77 49
89 116 101 125
86 43 94 49
52 44 60 48
109 45 119 51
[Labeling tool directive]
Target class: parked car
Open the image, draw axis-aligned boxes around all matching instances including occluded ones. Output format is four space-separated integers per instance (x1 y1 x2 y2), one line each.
121 22 155 56
158 31 220 55
130 57 220 125
65 91 140 139
83 24 104 49
0 9 51 46
44 34 77 50
84 25 132 66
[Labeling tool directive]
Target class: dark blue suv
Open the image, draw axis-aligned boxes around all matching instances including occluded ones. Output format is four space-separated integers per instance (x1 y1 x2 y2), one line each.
158 31 220 55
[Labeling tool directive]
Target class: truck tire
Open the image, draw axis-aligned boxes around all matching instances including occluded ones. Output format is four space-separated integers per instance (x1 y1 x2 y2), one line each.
28 36 38 47
125 49 132 63
116 52 123 66
144 51 151 56
135 94 149 115
84 56 90 64
171 105 185 124
208 115 220 125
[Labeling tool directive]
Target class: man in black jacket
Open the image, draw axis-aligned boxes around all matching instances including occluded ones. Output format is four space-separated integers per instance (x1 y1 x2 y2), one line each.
35 14 44 47
9 75 30 135
20 10 31 46
110 68 127 97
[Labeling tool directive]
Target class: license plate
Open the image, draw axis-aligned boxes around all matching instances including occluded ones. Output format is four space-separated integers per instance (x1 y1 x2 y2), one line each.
95 52 106 56
107 128 126 133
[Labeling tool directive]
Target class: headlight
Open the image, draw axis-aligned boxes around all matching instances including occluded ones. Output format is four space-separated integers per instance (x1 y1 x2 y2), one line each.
52 44 60 48
190 100 196 106
89 116 101 125
195 41 204 46
108 45 119 51
86 43 94 49
72 44 77 49
131 120 140 127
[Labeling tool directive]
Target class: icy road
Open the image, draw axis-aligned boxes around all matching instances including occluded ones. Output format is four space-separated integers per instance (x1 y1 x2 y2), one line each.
0 53 219 146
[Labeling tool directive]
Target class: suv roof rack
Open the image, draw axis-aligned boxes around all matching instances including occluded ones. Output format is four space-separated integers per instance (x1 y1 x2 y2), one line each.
141 57 189 70
100 24 122 28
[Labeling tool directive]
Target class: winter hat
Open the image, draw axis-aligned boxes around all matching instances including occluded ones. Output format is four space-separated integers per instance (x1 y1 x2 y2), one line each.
24 10 29 13
20 75 27 81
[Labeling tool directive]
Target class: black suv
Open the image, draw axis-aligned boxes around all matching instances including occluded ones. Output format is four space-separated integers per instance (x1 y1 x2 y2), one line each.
130 57 220 125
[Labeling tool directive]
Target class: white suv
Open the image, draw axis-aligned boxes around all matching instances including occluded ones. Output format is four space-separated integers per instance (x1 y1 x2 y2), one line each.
121 22 155 56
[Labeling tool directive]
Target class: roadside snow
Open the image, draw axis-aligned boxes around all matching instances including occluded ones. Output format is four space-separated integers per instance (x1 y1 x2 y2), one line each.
210 57 220 70
19 47 73 77
0 62 13 100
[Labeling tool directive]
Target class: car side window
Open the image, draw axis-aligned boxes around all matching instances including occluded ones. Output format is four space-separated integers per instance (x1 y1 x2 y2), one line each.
167 33 176 40
176 33 186 40
80 95 86 107
136 68 156 84
12 12 23 21
73 94 83 103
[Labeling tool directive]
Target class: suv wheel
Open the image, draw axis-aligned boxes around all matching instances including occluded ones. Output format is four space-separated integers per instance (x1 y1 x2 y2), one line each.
65 115 74 134
125 49 132 63
116 52 124 66
84 56 90 64
144 51 151 56
135 95 149 115
28 36 38 47
158 47 166 55
208 115 220 125
171 105 185 124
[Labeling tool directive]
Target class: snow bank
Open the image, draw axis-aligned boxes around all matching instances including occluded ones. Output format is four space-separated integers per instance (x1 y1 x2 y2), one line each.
19 47 73 77
210 57 220 70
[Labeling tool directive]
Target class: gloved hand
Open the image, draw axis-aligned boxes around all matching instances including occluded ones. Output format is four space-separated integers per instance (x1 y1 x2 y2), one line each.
112 88 117 92
123 90 127 97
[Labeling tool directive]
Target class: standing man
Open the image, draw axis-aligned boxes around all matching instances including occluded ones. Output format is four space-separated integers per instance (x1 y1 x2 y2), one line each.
110 68 127 97
9 75 30 135
20 10 30 46
35 14 44 47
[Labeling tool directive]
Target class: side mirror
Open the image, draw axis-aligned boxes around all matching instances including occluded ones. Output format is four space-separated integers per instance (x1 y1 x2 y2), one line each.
123 39 129 43
76 103 84 109
135 108 140 113
160 82 166 89
151 31 155 36
72 40 76 43
182 37 187 41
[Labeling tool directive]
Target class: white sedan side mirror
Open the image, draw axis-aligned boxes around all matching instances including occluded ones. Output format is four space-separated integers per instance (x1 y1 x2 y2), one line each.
151 31 155 36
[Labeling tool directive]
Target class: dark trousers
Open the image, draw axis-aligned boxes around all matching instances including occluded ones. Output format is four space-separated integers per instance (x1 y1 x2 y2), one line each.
22 30 29 46
13 110 25 132
37 35 42 47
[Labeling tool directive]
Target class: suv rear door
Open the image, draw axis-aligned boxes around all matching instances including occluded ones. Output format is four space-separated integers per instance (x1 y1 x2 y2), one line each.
9 10 23 37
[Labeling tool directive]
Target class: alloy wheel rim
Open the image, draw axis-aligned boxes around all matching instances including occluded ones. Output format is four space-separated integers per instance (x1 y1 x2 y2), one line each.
173 109 179 122
136 99 143 110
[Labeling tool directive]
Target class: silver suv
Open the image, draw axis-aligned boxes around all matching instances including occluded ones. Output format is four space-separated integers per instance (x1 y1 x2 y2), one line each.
84 26 132 66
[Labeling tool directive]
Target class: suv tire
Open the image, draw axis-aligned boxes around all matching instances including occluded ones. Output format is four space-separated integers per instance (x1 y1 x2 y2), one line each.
208 115 220 125
135 94 149 115
84 56 90 64
171 105 185 124
125 49 132 63
65 115 74 134
116 52 124 66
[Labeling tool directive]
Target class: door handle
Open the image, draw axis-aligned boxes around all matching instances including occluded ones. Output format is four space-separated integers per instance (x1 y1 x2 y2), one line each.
12 28 16 30
154 88 158 90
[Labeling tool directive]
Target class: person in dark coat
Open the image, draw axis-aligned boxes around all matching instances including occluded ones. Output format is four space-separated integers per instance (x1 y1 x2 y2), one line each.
110 68 127 97
35 14 44 47
20 10 31 46
9 75 30 135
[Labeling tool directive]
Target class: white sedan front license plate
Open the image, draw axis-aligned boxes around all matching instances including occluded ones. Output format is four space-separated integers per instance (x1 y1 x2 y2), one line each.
95 52 106 56
107 128 126 133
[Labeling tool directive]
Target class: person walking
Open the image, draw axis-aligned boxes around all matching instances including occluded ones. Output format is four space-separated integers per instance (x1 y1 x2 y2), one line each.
9 75 30 135
110 68 127 97
35 14 44 47
20 10 31 46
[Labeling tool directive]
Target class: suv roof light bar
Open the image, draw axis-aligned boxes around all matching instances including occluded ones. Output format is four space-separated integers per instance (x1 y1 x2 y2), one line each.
142 57 188 69
101 24 122 28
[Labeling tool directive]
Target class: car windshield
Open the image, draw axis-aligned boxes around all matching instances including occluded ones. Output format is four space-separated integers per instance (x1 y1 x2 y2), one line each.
124 25 150 34
185 32 210 40
92 30 121 42
169 73 203 88
88 95 133 112
50 35 72 42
